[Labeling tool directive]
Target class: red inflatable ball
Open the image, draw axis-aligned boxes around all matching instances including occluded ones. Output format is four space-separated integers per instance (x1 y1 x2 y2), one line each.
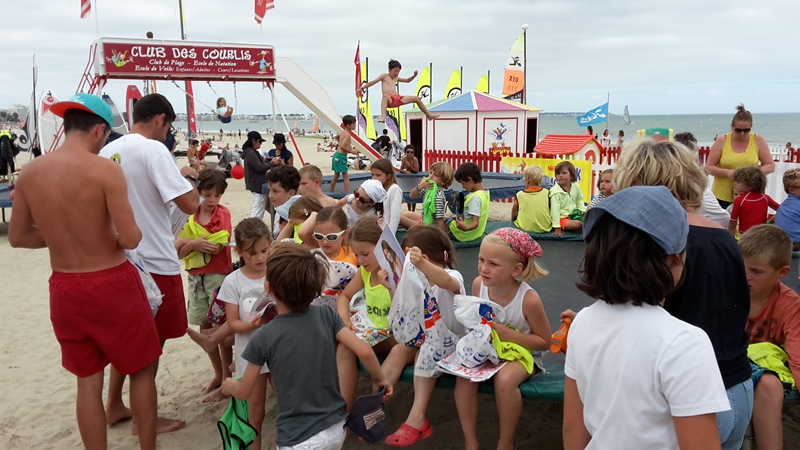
231 165 244 180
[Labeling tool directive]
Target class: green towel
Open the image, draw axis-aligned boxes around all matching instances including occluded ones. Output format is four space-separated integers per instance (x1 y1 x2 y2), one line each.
422 180 439 226
491 329 535 374
217 395 258 450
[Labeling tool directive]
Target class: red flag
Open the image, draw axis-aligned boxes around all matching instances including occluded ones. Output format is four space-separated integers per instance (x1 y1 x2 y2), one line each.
255 0 274 24
354 42 362 99
80 0 91 19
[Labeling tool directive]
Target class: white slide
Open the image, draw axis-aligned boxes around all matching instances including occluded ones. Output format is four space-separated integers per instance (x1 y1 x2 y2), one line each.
274 57 382 162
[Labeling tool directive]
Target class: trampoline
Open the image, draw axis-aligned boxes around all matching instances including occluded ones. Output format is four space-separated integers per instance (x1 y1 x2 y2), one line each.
0 182 12 222
315 171 525 201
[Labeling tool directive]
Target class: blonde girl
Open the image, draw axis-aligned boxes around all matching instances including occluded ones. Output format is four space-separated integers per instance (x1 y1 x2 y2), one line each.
370 158 403 234
455 227 552 450
275 195 323 244
298 206 358 266
400 161 454 232
335 216 415 409
385 225 465 446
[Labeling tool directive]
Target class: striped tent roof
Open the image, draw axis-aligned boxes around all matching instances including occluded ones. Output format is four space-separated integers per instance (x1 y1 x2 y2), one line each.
534 134 602 155
407 91 542 113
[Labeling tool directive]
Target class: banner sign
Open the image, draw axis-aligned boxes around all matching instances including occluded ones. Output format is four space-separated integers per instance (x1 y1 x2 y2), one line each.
576 103 608 126
501 157 592 200
95 38 276 81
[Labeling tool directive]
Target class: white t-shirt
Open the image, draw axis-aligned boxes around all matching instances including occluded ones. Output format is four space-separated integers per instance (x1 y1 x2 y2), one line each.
434 269 466 337
100 133 193 275
218 269 270 378
565 301 730 450
700 186 731 228
464 191 485 218
384 184 402 234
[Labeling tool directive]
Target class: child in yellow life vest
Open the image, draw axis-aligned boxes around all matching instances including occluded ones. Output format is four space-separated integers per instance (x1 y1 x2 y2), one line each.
448 162 490 242
336 216 411 410
175 169 233 402
550 160 586 236
512 165 551 233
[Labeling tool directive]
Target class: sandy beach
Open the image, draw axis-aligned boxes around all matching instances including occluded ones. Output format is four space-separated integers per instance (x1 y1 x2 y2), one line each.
3 135 800 449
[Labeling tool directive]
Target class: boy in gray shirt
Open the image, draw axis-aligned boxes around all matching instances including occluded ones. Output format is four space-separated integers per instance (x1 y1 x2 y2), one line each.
222 243 392 449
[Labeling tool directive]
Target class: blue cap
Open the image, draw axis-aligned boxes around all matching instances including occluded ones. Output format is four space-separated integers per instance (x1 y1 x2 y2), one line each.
275 195 302 221
50 93 114 128
584 185 688 255
345 388 386 444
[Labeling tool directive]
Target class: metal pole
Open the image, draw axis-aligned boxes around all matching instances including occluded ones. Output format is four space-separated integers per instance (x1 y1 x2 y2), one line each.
460 66 463 95
487 70 491 95
606 92 610 132
522 24 528 104
178 0 193 137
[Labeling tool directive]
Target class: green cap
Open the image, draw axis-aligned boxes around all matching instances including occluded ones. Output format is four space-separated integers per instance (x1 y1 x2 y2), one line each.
50 93 114 128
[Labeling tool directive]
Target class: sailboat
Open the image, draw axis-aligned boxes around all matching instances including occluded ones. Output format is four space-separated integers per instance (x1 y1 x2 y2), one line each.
623 105 632 124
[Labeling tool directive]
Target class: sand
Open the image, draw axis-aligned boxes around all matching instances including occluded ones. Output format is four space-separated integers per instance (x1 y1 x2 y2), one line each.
2 135 800 449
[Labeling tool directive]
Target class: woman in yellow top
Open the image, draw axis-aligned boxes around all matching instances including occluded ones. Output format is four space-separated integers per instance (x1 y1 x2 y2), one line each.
706 103 774 208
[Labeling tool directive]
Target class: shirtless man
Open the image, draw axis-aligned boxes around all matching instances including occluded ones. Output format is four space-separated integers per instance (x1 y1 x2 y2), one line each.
330 114 359 194
361 59 440 123
9 93 162 450
100 93 199 436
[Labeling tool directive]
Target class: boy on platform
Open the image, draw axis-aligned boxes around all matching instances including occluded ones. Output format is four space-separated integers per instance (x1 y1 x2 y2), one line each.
299 165 337 208
774 169 800 250
222 243 392 450
175 169 233 403
448 162 490 243
330 115 359 195
512 165 551 233
739 224 800 450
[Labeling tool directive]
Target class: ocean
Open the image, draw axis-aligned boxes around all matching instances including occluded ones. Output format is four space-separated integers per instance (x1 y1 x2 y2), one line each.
192 112 800 149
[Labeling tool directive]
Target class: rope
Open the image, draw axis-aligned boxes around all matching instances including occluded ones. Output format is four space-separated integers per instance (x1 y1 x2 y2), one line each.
206 81 219 96
233 82 238 111
171 81 216 113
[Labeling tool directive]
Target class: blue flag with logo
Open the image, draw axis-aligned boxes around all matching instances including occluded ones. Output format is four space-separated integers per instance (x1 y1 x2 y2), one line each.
576 103 609 126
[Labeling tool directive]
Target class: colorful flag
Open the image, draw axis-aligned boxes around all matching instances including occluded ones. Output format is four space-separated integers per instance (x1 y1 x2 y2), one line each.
255 0 274 24
576 103 609 126
444 69 462 99
475 74 489 94
355 47 376 140
414 66 431 104
80 0 92 19
354 43 362 99
502 33 525 102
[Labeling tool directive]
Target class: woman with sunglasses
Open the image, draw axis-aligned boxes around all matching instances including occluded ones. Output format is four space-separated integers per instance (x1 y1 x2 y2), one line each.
337 179 387 227
706 103 775 209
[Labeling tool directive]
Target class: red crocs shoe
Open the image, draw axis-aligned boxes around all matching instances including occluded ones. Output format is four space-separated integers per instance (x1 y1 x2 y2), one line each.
385 420 433 447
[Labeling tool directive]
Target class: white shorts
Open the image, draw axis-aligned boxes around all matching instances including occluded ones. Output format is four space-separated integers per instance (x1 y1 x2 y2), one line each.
277 420 346 450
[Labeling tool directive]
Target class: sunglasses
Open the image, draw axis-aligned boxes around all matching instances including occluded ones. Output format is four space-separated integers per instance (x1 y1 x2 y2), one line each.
353 190 374 204
405 150 414 154
313 230 346 242
734 127 751 134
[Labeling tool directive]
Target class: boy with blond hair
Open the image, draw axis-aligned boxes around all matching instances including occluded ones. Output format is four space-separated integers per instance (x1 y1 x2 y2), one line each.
775 168 800 250
512 165 551 233
299 165 337 207
739 224 800 450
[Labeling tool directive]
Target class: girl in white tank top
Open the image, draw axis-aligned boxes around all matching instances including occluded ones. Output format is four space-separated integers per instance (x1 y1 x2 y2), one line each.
455 228 552 450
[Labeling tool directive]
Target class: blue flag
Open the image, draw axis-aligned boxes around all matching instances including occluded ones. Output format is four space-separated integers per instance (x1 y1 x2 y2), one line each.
576 103 609 126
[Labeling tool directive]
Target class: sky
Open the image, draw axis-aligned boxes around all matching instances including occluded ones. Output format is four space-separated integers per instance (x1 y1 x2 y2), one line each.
3 0 799 118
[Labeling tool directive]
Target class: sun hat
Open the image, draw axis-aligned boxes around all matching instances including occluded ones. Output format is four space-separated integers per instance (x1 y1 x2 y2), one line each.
272 133 286 144
359 179 387 203
275 195 301 221
247 131 265 143
583 185 688 255
346 388 386 444
50 93 114 128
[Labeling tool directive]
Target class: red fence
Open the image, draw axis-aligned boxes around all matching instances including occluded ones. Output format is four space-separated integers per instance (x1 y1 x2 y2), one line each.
423 147 624 172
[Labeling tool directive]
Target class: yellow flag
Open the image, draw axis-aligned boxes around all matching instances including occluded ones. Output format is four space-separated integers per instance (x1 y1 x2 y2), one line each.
444 69 462 99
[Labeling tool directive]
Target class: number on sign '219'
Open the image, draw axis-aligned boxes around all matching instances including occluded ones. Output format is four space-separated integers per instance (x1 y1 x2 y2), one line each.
508 76 519 82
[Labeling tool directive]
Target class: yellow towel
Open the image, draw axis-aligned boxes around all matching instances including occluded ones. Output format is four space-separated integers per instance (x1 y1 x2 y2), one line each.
748 342 796 390
491 329 535 374
178 216 231 270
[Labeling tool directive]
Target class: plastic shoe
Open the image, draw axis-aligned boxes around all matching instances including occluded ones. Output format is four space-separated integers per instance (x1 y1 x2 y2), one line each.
385 421 433 447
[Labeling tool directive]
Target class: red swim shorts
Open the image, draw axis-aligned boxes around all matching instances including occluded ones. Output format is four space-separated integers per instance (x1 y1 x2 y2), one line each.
388 94 404 109
49 261 162 377
559 217 569 230
151 273 188 341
